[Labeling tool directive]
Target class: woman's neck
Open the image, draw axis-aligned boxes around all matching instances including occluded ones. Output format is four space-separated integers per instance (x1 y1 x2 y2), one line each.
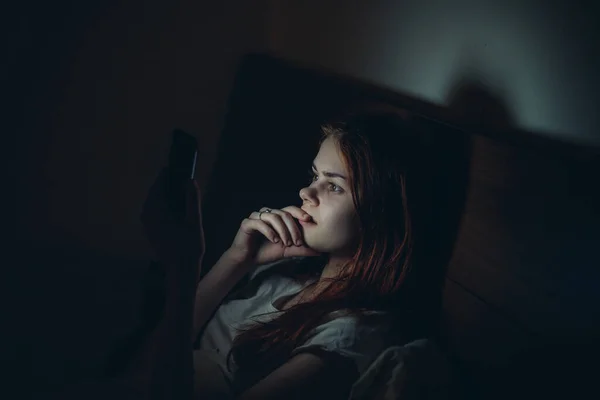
318 255 350 283
287 255 350 307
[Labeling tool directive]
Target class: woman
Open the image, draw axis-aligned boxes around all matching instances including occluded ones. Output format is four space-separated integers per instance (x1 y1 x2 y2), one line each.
138 113 433 400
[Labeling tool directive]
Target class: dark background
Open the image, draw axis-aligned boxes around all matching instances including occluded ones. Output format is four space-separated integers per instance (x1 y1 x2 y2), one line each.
4 1 599 398
5 0 599 259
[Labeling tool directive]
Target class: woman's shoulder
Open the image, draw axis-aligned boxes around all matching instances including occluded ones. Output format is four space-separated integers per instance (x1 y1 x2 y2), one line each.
323 309 393 336
293 309 394 376
298 308 394 354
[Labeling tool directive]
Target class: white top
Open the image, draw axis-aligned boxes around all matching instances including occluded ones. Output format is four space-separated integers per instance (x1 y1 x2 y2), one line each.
196 258 391 396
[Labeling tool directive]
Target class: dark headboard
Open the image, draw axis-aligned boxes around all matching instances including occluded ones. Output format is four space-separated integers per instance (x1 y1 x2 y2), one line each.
201 53 600 399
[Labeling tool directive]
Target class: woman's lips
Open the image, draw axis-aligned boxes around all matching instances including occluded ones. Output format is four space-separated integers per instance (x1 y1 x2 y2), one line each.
299 215 316 226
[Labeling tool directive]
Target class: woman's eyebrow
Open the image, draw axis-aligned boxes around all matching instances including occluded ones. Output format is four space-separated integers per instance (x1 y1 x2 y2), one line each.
312 162 347 180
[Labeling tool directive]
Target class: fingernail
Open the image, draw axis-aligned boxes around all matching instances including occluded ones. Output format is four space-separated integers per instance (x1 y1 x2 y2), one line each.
287 241 293 246
296 240 302 246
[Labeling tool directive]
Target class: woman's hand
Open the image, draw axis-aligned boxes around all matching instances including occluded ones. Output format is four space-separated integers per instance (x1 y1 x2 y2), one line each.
227 206 321 267
140 168 205 277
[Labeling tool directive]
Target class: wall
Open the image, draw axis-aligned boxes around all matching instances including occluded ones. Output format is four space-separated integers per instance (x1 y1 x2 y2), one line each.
9 0 270 259
267 0 599 146
9 0 598 261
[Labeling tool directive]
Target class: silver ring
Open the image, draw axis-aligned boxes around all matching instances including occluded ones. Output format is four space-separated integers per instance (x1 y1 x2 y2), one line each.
258 208 272 220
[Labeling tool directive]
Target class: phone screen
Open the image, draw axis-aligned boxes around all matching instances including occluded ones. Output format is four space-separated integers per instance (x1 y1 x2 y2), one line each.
167 129 198 219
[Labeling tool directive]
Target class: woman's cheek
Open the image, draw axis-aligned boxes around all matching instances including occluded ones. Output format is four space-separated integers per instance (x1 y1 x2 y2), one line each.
332 212 360 246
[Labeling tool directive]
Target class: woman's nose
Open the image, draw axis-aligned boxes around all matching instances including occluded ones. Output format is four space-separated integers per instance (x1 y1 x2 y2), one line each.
299 187 317 205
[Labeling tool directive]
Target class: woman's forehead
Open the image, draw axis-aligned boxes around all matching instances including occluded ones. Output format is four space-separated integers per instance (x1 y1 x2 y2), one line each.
314 137 347 173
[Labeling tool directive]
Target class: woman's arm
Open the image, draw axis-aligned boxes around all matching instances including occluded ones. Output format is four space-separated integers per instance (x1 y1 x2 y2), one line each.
191 250 253 342
237 351 357 400
124 250 252 399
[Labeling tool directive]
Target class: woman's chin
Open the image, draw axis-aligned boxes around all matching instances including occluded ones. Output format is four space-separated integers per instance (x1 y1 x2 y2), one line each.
301 237 319 251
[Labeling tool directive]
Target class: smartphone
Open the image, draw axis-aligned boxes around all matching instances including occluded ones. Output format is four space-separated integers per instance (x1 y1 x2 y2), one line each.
167 129 198 220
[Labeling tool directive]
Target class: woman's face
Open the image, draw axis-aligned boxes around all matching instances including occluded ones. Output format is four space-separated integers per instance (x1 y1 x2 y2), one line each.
298 137 360 256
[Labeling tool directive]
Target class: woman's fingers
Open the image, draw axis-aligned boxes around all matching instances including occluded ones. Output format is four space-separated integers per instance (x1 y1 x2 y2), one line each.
285 214 304 246
249 210 292 246
241 218 280 244
269 209 304 246
246 206 313 247
281 206 312 222
249 208 305 246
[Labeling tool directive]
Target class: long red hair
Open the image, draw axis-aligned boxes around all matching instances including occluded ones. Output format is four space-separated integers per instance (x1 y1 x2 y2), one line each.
228 113 431 391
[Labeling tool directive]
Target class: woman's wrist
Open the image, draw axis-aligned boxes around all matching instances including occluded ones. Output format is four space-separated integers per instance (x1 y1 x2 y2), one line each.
212 248 254 280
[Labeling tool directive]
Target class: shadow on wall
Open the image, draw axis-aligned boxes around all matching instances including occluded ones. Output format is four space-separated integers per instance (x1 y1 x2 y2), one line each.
446 75 515 129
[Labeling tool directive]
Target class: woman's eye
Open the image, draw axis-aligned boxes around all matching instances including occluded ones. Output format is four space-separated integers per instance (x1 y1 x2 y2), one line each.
308 170 343 193
328 183 342 193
